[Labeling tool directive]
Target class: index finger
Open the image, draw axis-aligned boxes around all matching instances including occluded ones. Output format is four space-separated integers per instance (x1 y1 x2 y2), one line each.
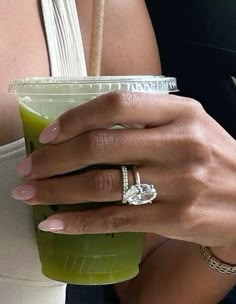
39 92 189 144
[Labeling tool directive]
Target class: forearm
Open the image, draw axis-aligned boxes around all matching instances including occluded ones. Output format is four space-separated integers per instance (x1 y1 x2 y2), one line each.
125 240 236 304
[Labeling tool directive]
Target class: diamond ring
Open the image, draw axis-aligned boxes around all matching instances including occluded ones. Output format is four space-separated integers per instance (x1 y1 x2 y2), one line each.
124 167 157 205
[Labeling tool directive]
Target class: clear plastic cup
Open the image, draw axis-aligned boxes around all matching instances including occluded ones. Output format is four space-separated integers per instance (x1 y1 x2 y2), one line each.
9 76 177 285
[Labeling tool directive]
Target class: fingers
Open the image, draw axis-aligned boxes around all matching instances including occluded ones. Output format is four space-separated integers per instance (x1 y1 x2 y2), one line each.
39 92 191 144
38 203 170 235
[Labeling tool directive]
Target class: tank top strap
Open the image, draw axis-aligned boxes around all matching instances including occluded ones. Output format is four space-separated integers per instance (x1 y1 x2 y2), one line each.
41 0 87 77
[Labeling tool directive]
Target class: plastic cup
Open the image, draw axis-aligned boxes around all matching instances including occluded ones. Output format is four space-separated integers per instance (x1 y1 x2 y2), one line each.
10 76 177 285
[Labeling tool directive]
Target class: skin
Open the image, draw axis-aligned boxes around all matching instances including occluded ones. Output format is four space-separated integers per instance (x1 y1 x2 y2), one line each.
1 0 235 302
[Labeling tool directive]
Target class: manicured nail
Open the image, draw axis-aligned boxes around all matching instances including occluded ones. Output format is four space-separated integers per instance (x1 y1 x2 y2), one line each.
38 219 65 232
11 184 36 200
39 120 60 144
16 157 32 177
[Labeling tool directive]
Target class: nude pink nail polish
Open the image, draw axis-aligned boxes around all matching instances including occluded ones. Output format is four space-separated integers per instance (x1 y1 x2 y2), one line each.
11 184 36 200
39 120 60 144
38 219 65 232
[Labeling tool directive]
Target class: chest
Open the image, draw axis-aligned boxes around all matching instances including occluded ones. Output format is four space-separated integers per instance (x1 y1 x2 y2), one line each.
0 0 51 93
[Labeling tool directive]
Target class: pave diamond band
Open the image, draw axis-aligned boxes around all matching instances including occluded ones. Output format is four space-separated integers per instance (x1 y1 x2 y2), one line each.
121 166 129 204
124 166 158 206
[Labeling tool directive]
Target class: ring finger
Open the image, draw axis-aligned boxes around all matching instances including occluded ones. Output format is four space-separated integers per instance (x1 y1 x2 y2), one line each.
11 166 188 204
17 127 179 180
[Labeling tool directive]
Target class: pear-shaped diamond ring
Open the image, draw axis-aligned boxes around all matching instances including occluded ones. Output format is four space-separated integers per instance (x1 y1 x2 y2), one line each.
124 166 157 205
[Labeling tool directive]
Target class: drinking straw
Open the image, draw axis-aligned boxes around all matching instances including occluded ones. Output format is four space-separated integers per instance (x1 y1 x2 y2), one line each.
89 0 106 76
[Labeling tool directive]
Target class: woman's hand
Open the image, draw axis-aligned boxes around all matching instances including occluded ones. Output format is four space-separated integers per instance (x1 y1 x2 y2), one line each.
12 92 236 249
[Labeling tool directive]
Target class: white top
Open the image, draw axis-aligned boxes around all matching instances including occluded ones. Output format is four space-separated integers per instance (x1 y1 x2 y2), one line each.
0 0 87 303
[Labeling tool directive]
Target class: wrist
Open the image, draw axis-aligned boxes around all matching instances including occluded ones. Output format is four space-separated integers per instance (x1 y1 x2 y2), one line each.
210 244 236 265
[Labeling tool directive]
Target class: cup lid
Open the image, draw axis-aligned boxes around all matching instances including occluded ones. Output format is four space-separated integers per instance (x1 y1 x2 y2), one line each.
9 76 178 94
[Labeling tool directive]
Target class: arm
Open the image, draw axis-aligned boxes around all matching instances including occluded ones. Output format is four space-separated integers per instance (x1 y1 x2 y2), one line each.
77 0 161 75
101 0 161 75
119 240 236 304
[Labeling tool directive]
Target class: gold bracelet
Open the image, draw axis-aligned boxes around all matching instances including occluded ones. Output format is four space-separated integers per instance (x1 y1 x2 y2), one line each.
200 246 236 275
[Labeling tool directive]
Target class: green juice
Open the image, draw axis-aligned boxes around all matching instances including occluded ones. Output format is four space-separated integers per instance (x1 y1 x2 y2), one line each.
20 104 144 285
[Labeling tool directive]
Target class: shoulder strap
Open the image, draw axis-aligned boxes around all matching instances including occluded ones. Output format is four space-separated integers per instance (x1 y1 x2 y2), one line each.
41 0 87 76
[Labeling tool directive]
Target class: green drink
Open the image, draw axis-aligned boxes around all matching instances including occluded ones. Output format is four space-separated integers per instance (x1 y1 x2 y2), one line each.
10 76 177 284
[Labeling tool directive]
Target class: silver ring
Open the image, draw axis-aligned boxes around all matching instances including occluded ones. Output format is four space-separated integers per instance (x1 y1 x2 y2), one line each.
124 166 157 205
121 166 129 204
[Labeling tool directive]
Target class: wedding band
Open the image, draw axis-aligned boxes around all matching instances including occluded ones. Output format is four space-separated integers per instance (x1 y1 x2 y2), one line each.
124 166 157 205
121 166 129 204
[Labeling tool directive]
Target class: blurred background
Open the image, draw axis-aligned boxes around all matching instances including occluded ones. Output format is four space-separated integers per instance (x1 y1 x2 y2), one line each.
146 0 236 138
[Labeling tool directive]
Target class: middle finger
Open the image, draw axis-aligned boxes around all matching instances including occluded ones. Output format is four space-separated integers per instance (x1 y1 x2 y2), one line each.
20 128 166 179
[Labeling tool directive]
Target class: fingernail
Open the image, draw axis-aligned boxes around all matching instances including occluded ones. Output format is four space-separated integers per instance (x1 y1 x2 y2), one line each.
16 157 32 177
39 120 60 144
11 184 36 200
38 219 65 232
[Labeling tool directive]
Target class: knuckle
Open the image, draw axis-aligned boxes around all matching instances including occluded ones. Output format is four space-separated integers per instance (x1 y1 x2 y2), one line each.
185 98 205 117
188 133 211 163
191 166 209 185
180 124 211 164
183 166 210 199
107 91 134 116
86 130 111 155
175 203 199 232
67 214 89 234
104 212 129 230
93 171 116 196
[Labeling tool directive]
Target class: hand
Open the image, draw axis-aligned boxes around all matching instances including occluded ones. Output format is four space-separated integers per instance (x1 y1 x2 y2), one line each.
12 92 236 248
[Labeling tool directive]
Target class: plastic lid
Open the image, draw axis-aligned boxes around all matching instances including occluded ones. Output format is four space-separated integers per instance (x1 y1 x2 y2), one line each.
9 76 178 95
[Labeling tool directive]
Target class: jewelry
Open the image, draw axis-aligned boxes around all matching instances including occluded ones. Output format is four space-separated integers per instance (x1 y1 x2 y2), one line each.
121 166 129 204
124 166 157 205
200 246 236 275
